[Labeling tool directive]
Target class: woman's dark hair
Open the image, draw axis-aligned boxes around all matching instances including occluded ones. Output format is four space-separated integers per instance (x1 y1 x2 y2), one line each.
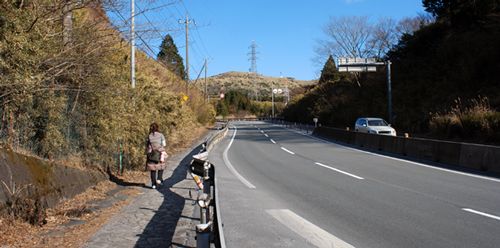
149 123 159 135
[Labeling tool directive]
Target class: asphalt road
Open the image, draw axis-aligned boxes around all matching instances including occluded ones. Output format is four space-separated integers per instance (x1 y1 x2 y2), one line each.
207 121 500 248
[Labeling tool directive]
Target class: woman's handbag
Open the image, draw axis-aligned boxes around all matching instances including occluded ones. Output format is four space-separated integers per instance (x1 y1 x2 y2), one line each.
146 138 161 163
147 149 161 163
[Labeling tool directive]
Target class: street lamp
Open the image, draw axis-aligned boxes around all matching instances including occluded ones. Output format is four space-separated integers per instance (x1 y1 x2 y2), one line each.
272 80 274 117
261 77 281 117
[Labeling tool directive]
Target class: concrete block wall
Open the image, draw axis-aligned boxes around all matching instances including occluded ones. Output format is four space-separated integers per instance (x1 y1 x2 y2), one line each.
0 148 107 213
313 126 500 174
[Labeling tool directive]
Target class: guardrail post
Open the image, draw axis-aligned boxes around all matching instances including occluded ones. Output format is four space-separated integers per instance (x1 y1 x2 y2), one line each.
202 161 211 224
196 223 212 248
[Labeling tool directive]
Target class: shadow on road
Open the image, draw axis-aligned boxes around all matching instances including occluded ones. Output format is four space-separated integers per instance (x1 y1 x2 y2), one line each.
134 143 205 248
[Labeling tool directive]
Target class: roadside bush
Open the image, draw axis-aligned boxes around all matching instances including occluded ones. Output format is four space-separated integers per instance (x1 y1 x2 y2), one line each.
0 1 215 173
429 96 500 143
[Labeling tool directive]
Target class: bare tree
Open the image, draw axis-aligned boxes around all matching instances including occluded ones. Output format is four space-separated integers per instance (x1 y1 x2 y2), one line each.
314 15 399 86
316 15 374 61
395 13 435 36
368 16 397 59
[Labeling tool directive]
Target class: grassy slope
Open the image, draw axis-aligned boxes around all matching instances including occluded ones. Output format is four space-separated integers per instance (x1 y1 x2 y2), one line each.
192 71 317 96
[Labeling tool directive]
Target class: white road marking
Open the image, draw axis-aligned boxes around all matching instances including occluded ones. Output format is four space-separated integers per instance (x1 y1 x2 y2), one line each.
261 130 265 133
270 139 276 144
303 133 500 183
315 162 365 180
462 208 500 221
223 126 256 189
267 209 355 248
264 134 269 137
281 147 295 155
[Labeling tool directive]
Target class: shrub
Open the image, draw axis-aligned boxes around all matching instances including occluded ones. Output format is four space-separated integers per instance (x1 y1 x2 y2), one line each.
429 96 500 143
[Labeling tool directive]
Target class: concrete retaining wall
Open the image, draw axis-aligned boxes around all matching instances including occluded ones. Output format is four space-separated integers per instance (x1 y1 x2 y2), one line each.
313 126 500 174
0 148 107 213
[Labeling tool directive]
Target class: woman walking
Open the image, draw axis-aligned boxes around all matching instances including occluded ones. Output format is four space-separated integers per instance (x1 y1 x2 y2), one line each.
145 123 167 189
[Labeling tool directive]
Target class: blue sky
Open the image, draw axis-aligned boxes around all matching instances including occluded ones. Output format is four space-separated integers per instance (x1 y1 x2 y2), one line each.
125 0 427 81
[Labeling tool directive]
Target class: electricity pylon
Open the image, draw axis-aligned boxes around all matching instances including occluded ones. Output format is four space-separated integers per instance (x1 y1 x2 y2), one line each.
247 40 262 101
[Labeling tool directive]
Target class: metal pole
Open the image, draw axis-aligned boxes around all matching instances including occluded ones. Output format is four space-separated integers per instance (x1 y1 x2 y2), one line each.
185 12 189 95
196 223 211 248
131 0 135 89
205 57 208 103
202 162 210 224
272 80 274 117
387 61 392 123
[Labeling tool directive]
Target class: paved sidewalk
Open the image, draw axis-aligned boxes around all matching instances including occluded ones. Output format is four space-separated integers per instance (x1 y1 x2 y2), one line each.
83 132 214 248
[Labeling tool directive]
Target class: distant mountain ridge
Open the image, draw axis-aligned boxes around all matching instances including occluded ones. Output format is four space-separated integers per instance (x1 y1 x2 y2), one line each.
193 71 317 96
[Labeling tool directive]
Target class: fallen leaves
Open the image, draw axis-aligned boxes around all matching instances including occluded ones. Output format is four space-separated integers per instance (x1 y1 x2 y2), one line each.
0 171 148 248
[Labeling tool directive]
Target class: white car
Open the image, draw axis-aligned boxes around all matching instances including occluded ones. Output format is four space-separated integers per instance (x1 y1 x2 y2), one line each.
355 118 396 136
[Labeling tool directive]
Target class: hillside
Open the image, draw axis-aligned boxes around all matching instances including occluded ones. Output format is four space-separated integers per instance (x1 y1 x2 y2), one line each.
192 71 317 97
283 3 500 145
0 0 214 171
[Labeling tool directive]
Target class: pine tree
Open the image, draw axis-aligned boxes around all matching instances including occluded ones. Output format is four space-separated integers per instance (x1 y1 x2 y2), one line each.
157 34 186 80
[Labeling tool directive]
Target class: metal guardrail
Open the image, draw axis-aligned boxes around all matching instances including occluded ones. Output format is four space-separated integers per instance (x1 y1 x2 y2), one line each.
214 118 315 134
265 119 316 134
185 120 314 247
204 122 229 152
185 122 229 248
217 116 284 122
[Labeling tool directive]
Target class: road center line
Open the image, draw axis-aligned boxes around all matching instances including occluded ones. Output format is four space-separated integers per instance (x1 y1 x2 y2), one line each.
462 208 500 221
281 147 295 155
315 162 365 180
267 209 355 248
270 139 276 144
264 134 269 137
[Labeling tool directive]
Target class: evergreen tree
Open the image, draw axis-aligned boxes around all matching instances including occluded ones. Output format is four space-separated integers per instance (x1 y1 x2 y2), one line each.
423 0 500 28
318 55 341 85
216 101 230 117
157 34 186 80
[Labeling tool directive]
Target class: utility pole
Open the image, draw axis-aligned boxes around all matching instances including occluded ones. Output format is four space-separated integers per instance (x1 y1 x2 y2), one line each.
131 0 135 89
205 56 214 103
62 0 72 50
284 80 289 104
247 40 262 101
179 12 195 95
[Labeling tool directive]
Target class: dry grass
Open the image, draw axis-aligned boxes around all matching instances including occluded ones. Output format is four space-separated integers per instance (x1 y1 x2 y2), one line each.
0 171 149 248
429 96 500 143
194 71 316 95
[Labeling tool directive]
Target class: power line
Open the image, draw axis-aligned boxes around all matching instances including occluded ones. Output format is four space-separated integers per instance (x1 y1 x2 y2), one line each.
108 1 176 79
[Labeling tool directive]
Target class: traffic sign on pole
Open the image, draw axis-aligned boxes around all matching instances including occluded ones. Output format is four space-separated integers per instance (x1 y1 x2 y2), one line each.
336 58 393 123
180 92 188 105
